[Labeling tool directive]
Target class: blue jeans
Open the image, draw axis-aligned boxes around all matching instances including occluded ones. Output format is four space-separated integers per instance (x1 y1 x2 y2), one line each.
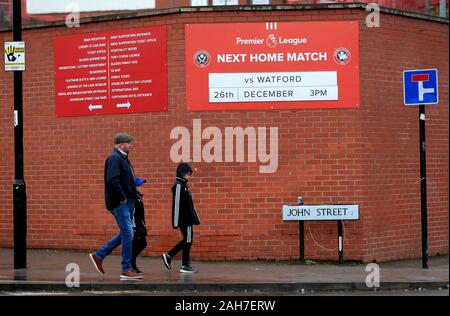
96 201 134 272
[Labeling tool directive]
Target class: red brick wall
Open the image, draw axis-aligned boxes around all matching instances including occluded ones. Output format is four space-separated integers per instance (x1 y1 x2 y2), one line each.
0 8 448 263
358 14 449 261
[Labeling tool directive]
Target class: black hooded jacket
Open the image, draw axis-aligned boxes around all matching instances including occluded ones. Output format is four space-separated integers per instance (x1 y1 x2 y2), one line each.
171 177 200 228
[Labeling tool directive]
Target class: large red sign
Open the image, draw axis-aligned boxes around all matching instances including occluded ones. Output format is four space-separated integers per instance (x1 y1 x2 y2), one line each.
185 21 359 111
54 26 167 117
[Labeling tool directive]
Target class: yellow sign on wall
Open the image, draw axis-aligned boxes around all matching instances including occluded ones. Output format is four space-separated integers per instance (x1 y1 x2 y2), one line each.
4 41 26 71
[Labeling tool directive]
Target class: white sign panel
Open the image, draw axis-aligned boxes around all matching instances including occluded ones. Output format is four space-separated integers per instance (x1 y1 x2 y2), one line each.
213 0 239 4
191 0 208 5
26 0 156 14
4 42 25 71
209 71 338 103
282 205 359 221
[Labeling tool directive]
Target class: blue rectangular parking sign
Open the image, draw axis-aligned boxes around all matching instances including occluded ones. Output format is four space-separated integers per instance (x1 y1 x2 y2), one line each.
403 69 439 105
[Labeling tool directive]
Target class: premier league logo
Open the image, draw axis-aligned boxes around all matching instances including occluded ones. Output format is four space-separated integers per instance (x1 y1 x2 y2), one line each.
194 50 211 68
334 47 351 65
266 34 277 48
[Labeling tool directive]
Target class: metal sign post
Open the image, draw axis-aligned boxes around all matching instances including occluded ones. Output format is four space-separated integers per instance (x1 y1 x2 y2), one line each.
337 220 344 264
419 104 428 269
298 196 305 263
299 221 305 263
12 0 27 269
283 204 359 264
403 69 438 269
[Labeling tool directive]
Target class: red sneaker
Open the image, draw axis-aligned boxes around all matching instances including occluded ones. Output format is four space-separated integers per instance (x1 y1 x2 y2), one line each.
89 253 105 275
120 270 144 280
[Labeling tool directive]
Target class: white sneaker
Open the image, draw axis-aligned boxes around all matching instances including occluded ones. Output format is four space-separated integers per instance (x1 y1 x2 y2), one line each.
180 266 198 274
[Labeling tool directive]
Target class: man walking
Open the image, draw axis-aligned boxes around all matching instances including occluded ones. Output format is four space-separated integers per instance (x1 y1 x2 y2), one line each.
90 133 143 280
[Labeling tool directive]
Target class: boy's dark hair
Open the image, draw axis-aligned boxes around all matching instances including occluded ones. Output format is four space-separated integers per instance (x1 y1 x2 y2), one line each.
176 163 193 178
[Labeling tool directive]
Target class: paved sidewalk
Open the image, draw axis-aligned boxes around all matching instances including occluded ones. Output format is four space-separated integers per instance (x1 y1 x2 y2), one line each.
0 249 448 293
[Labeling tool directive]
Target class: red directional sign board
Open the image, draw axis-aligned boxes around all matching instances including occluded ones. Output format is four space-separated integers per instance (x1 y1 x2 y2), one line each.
54 26 167 117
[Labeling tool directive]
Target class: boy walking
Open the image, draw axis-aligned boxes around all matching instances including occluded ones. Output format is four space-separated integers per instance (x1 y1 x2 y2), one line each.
162 163 200 273
131 177 148 274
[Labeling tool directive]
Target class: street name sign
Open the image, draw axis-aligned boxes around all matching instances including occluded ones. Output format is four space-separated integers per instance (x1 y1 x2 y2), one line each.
282 204 359 221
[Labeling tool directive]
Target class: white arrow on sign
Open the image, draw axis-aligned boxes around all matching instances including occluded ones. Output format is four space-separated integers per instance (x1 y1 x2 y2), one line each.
116 101 131 109
88 104 103 111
